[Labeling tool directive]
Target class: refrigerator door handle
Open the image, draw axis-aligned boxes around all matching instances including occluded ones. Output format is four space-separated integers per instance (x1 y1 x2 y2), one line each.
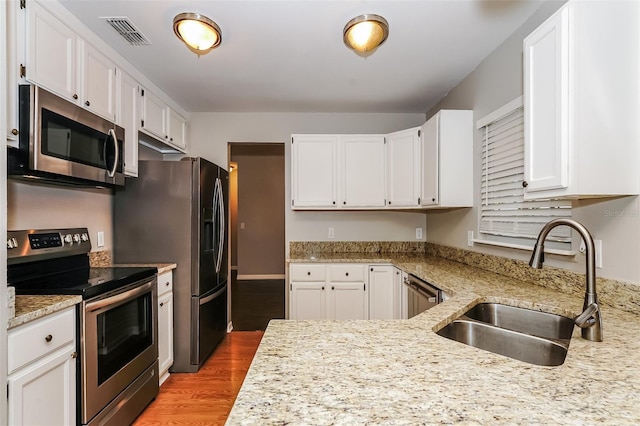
212 178 220 272
215 177 225 274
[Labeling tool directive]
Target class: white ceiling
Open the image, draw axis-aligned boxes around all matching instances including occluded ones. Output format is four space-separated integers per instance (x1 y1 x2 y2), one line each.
59 0 546 114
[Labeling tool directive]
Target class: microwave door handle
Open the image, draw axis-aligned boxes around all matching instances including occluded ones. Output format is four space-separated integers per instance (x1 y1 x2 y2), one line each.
107 128 118 178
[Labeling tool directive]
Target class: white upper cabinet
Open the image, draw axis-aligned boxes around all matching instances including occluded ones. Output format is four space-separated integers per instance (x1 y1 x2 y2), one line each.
26 0 77 101
291 135 338 208
140 87 188 153
523 0 640 199
116 70 140 177
340 135 386 208
6 0 20 143
386 127 421 207
25 1 116 122
421 110 473 208
80 40 116 121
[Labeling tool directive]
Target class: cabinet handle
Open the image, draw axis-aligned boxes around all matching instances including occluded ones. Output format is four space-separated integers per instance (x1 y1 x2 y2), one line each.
73 94 78 100
165 282 170 287
165 135 169 139
332 201 336 205
11 128 18 136
522 181 528 188
322 286 325 290
345 272 349 276
331 286 335 290
170 137 174 141
71 351 78 359
371 268 374 272
44 334 53 343
160 302 164 307
85 100 90 107
432 198 436 202
307 271 311 276
388 201 392 205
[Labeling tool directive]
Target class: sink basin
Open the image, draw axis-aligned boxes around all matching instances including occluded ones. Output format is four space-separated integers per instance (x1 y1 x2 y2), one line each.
464 303 574 340
437 319 569 366
436 303 574 366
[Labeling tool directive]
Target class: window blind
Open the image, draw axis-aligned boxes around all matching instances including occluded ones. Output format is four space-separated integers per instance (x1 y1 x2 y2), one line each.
480 107 572 246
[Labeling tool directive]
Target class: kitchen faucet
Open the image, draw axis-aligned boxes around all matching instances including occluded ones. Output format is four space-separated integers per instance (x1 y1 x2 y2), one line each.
529 218 603 342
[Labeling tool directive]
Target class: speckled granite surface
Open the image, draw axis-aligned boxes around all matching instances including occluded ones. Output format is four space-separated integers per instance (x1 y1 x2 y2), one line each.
89 250 112 267
290 241 426 254
8 295 81 329
227 250 640 425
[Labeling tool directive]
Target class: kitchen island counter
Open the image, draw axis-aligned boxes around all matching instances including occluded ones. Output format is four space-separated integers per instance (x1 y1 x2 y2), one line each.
227 254 640 425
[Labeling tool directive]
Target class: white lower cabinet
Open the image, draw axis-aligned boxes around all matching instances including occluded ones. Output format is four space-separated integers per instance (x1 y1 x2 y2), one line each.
157 270 174 386
7 306 77 426
290 264 368 320
368 265 396 320
290 263 406 320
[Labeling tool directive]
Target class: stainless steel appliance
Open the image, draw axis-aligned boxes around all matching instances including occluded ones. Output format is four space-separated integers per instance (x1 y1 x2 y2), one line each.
403 274 442 318
8 85 125 187
114 158 229 372
7 228 158 426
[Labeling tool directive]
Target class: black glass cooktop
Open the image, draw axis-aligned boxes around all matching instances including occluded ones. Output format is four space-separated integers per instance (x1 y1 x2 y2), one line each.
10 265 157 300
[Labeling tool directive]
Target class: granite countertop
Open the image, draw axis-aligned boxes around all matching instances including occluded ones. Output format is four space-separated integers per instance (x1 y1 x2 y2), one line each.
227 253 640 425
8 295 82 329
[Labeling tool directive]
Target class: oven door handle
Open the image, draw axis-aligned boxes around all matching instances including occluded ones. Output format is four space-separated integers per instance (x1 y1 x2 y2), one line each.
403 278 438 303
85 278 155 313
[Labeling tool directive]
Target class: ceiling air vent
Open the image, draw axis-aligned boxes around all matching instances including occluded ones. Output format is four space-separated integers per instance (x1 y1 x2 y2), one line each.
102 17 151 46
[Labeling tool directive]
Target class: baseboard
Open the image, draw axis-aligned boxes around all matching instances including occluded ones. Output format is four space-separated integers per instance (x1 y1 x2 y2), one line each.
236 274 286 280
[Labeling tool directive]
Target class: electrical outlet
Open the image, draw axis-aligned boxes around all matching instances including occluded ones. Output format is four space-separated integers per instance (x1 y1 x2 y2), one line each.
328 227 335 239
415 228 423 240
97 231 105 248
467 230 474 247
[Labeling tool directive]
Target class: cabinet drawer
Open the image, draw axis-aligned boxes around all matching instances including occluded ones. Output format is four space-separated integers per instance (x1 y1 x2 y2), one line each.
157 271 173 297
8 307 76 374
290 264 326 281
329 264 366 282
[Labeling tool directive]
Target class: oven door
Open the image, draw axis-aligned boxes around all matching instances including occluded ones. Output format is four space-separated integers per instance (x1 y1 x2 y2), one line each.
81 277 158 424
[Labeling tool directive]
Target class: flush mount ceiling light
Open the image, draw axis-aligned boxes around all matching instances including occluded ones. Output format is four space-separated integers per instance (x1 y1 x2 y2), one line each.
343 14 389 56
173 12 222 55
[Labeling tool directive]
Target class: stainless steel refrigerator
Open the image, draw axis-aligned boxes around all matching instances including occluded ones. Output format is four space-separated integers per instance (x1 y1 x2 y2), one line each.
113 157 228 372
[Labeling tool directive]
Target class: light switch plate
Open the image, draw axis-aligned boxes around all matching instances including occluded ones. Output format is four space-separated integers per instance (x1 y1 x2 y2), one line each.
97 231 105 248
416 228 423 240
328 227 335 239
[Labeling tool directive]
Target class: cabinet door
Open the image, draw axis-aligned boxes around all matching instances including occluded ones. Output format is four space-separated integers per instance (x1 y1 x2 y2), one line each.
117 70 140 177
8 346 76 426
158 291 174 385
6 0 19 143
81 40 116 121
26 1 77 101
394 268 407 319
386 127 421 207
368 265 395 320
420 115 439 206
327 282 368 320
341 135 386 208
291 135 338 208
523 6 569 193
167 108 187 150
141 88 168 140
290 282 326 320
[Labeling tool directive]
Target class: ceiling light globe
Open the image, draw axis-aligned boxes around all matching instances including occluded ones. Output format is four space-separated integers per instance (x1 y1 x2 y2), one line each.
343 14 389 54
173 13 222 54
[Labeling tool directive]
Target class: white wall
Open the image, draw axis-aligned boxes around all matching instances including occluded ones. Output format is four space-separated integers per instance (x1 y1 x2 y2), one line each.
425 0 640 285
189 112 428 251
7 181 114 252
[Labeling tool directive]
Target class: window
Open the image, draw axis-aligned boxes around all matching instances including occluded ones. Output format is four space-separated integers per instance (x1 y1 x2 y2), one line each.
477 97 572 251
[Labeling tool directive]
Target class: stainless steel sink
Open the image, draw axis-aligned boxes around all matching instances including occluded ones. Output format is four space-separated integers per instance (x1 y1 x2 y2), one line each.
436 303 574 366
464 303 574 340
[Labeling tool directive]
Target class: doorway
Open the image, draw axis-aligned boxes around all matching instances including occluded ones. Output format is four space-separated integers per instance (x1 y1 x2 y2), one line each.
229 143 285 330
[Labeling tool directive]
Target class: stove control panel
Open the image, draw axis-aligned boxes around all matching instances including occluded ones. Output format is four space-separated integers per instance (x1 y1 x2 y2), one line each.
7 228 92 264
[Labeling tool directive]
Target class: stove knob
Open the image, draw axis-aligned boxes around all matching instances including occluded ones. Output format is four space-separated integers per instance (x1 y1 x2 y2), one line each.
73 234 81 243
11 238 18 249
7 239 14 249
81 233 89 242
64 234 73 244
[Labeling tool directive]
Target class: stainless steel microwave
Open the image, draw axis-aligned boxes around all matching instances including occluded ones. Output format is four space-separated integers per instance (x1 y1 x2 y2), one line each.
8 85 125 187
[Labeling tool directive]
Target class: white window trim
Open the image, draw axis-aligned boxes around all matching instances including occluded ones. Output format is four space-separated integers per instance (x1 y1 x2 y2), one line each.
474 96 575 256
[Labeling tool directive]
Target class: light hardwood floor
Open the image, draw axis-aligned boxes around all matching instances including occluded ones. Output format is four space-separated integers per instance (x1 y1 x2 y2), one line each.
133 331 264 426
